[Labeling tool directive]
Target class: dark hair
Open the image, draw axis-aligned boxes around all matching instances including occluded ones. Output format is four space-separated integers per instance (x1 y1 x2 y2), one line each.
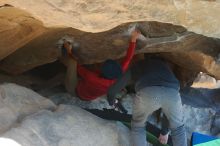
101 59 122 79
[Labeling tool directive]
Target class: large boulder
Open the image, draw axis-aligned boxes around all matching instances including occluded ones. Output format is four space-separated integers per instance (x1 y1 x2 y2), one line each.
0 83 56 134
0 84 130 146
1 105 130 146
0 7 46 60
0 9 219 83
0 3 220 86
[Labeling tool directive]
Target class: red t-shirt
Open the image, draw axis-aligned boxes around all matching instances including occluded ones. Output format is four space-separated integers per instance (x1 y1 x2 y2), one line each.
76 42 136 100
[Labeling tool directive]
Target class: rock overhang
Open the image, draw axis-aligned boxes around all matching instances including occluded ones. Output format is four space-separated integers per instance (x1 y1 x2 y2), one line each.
0 3 220 85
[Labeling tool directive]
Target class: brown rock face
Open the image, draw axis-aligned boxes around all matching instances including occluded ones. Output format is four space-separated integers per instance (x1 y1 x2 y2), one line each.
0 7 46 60
0 7 220 87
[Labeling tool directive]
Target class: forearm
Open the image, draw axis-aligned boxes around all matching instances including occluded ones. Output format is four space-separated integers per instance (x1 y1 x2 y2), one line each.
65 58 77 95
161 114 169 135
121 42 136 72
107 69 132 104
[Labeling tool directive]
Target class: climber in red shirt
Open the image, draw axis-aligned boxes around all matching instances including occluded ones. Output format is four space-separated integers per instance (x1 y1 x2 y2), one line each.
63 29 140 100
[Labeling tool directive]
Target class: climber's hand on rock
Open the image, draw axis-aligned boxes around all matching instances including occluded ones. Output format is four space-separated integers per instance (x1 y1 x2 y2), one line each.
63 41 72 55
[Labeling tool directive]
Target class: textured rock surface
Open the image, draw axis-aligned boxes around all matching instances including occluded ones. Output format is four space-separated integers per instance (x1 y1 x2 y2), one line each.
183 105 216 138
0 6 219 83
0 9 219 82
1 105 130 146
1 0 220 38
0 83 56 134
0 84 130 146
192 73 220 89
0 7 46 60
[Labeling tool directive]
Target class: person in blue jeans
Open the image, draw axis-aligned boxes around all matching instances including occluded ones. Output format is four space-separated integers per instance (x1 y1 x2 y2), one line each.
107 54 187 146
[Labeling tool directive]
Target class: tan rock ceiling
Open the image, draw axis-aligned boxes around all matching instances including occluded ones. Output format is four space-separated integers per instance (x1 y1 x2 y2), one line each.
1 0 220 38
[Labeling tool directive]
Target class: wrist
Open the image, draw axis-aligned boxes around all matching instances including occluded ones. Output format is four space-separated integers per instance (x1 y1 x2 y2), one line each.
131 38 137 43
160 129 169 135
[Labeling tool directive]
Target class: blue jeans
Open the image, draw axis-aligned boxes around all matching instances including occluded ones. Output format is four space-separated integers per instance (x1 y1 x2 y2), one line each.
131 86 187 146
